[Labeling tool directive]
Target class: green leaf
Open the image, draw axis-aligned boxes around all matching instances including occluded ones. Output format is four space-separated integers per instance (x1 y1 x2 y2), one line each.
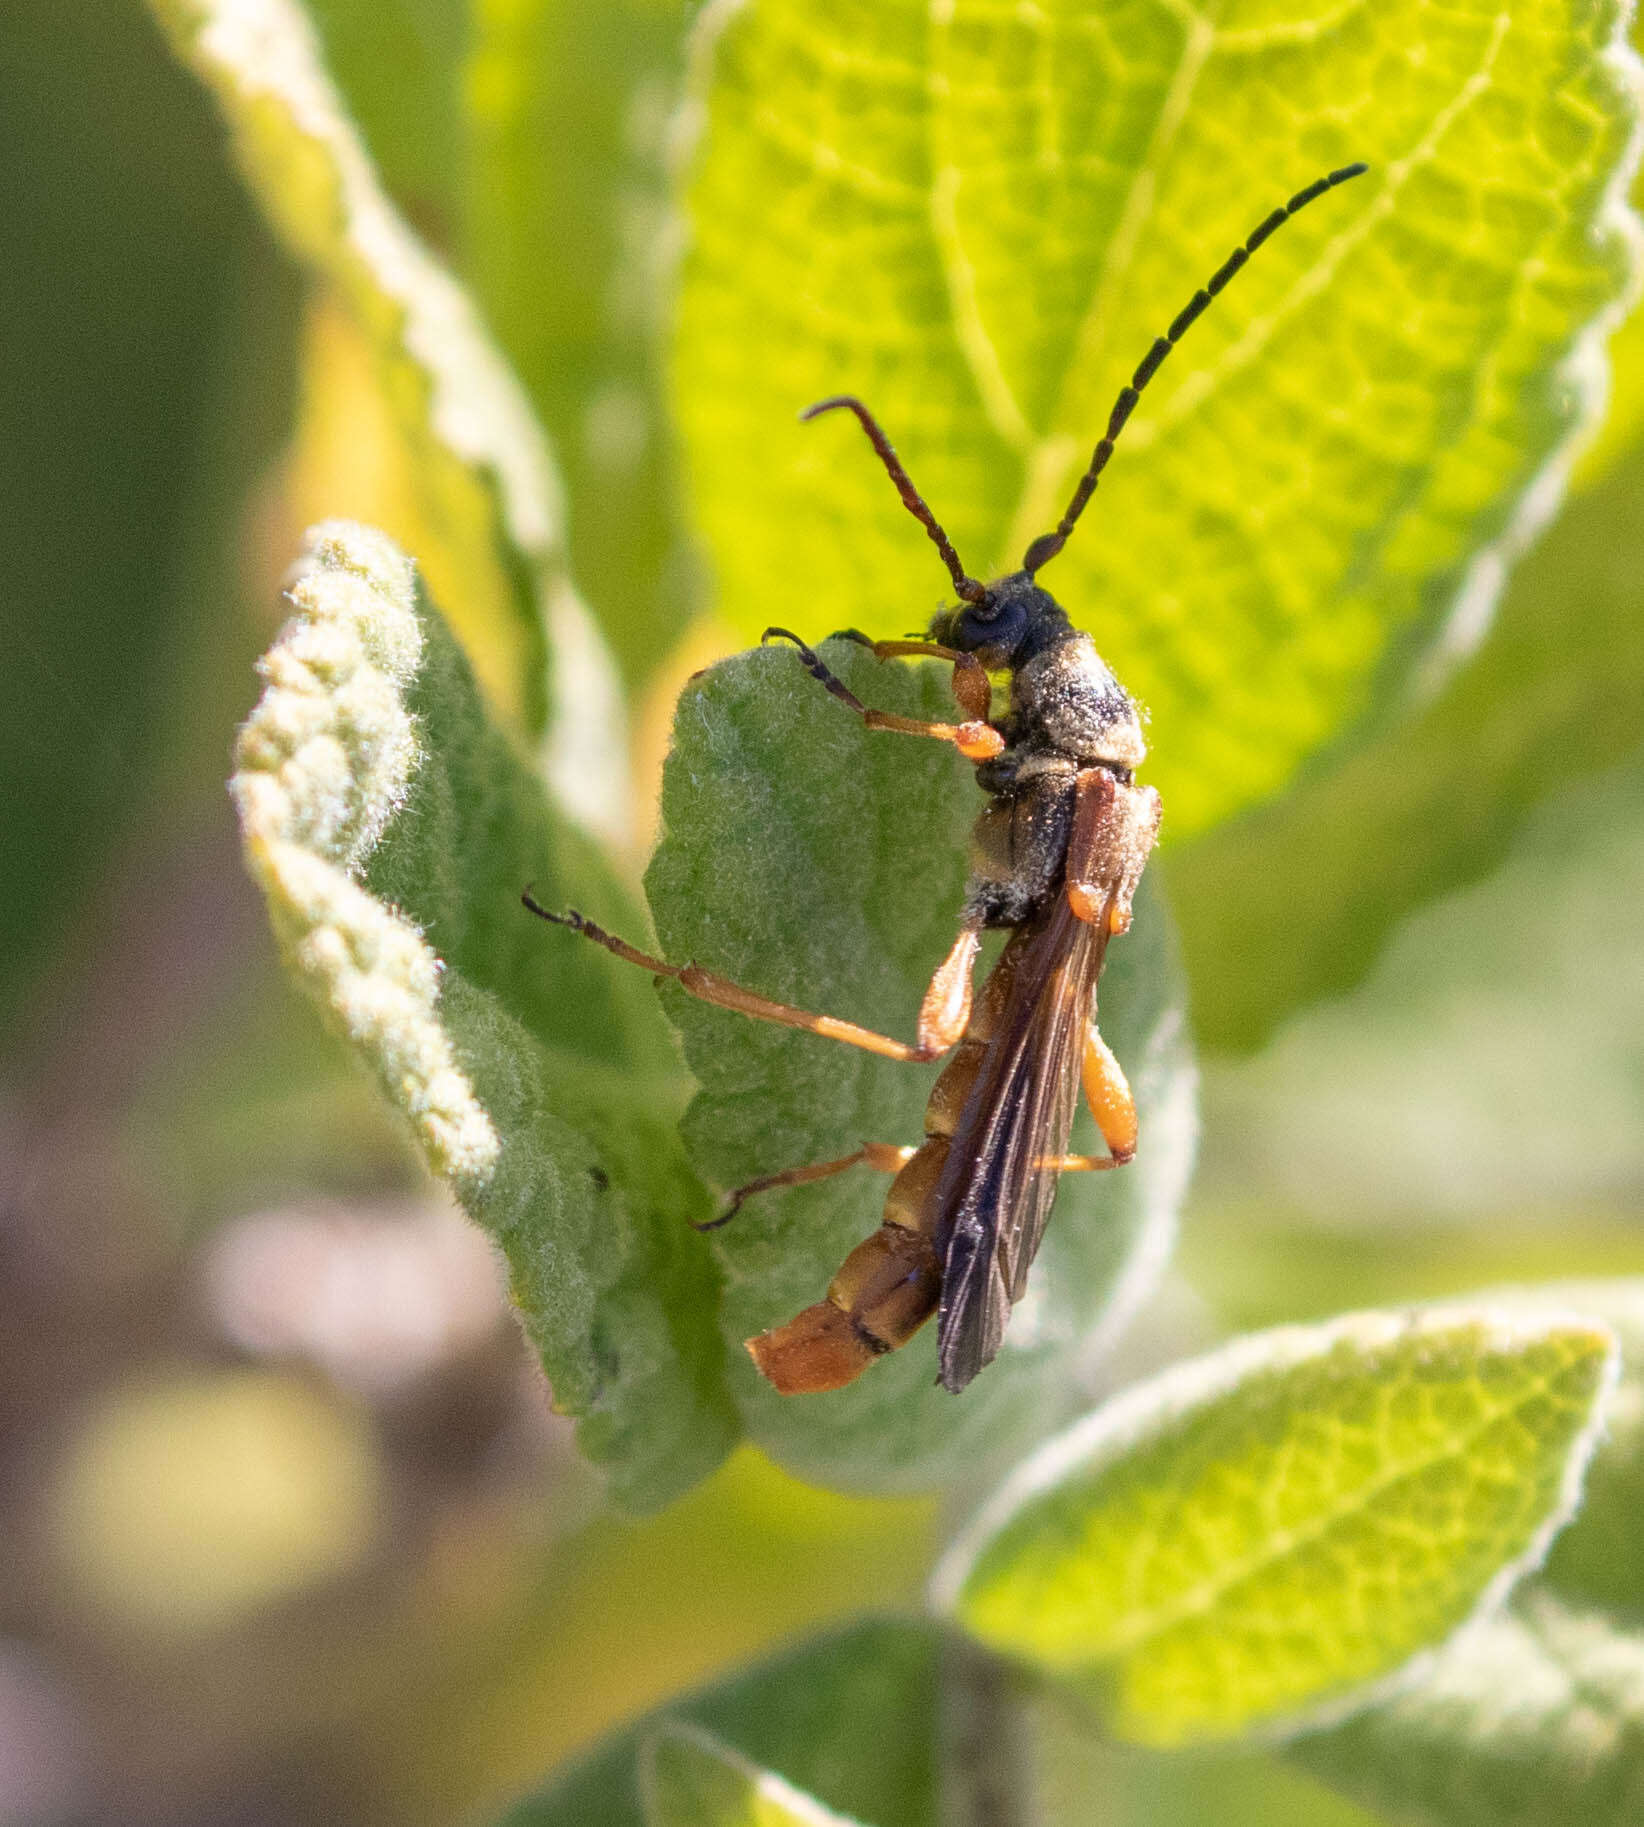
231 521 736 1509
1283 1278 1644 1819
499 1620 939 1827
1168 436 1644 1053
645 640 1196 1494
934 1307 1616 1745
675 0 1640 843
641 1724 865 1827
1293 1590 1644 1827
465 0 690 691
148 0 580 741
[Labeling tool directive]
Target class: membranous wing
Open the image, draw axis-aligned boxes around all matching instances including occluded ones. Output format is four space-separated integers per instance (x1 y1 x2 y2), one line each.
933 894 1109 1392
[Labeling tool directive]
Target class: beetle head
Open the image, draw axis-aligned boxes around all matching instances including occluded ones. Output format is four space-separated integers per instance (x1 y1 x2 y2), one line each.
928 571 1067 669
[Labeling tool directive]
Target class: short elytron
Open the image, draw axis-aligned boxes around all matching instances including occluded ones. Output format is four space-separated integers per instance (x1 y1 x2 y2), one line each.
528 162 1368 1393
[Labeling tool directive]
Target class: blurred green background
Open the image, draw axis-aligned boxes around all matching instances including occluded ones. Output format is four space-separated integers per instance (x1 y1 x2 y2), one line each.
3 2 1642 1823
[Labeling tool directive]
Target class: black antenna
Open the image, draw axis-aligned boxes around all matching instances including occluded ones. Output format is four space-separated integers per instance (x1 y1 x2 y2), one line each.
1023 161 1369 575
800 395 988 603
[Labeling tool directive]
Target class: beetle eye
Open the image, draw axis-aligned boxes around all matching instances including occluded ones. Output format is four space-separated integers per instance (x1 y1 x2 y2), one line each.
966 594 1000 623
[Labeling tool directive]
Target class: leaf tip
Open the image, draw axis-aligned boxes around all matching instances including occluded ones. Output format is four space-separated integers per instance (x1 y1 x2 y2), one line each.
232 521 501 1187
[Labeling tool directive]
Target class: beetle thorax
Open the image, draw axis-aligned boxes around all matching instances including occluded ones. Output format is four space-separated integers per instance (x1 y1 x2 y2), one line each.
1011 632 1146 771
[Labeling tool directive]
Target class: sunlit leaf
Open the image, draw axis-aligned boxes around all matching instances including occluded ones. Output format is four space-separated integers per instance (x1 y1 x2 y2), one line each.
935 1307 1615 1744
1169 437 1644 1052
231 521 735 1508
646 641 1196 1493
1570 0 1644 491
675 0 1640 842
1462 1281 1644 1620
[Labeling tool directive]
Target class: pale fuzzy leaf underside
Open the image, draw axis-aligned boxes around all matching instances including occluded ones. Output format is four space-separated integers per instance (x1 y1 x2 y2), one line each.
233 522 736 1511
935 1305 1617 1745
646 640 1197 1494
676 0 1642 840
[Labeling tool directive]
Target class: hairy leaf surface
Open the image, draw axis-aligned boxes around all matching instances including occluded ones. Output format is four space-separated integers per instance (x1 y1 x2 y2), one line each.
1462 1281 1644 1620
232 521 734 1509
1170 436 1644 1051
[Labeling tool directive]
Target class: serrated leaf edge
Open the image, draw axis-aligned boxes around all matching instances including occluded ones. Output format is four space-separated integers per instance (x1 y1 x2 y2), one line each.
931 1303 1619 1741
230 519 500 1183
638 1721 868 1827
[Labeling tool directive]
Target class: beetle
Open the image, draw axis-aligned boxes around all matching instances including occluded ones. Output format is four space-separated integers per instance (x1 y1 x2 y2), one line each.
527 162 1368 1393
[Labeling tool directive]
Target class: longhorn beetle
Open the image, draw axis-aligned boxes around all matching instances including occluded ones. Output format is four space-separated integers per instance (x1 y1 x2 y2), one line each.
527 162 1368 1395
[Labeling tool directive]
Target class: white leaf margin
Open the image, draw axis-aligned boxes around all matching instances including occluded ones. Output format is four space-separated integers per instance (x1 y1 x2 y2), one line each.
231 519 500 1183
931 1303 1620 1741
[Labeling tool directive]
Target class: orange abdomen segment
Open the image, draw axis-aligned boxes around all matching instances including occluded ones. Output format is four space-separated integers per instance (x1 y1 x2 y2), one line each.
745 1193 943 1394
747 1300 881 1394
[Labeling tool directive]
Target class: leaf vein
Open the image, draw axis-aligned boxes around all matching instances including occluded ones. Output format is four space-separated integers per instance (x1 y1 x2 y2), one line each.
1092 1359 1579 1660
1140 9 1516 451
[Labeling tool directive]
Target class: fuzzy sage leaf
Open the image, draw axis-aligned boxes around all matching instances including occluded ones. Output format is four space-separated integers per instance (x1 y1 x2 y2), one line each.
1170 437 1644 1052
232 521 736 1509
1449 1280 1644 1620
933 1306 1616 1745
